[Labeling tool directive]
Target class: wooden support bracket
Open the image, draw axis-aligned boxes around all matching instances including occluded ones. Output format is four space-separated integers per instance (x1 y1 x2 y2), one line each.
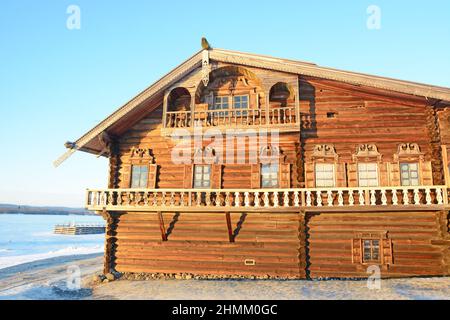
158 211 168 241
225 212 234 243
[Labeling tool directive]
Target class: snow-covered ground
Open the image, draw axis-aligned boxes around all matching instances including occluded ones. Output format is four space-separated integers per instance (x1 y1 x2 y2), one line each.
0 254 448 300
0 245 103 270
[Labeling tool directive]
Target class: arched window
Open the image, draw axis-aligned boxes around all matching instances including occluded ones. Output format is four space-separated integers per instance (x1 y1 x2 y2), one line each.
167 87 191 112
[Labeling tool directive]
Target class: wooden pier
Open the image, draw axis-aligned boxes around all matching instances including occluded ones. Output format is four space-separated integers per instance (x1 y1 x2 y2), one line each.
54 223 105 235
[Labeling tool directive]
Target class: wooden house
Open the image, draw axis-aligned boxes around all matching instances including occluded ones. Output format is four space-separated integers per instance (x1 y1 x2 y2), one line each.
60 42 450 279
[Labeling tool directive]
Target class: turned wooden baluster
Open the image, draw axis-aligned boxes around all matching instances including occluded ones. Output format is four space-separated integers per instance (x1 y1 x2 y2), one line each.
244 192 250 207
316 191 322 207
358 189 365 205
143 192 149 206
180 192 185 206
294 191 300 207
338 190 344 206
225 192 231 206
273 192 279 207
170 192 176 206
215 192 222 207
413 188 420 205
370 190 376 206
402 189 409 205
196 192 202 206
392 189 398 205
234 192 240 207
436 188 444 205
348 190 354 206
264 192 270 207
205 192 211 206
283 191 290 207
152 192 158 206
381 189 387 205
306 191 312 207
425 188 432 205
327 190 333 206
254 192 260 207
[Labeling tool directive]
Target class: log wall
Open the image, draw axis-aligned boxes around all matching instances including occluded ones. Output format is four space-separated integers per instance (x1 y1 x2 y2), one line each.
111 211 305 278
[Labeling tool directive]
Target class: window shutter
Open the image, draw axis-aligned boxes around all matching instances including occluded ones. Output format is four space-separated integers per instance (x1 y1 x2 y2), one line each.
390 162 401 186
382 238 393 265
147 164 158 189
121 164 132 188
183 165 193 189
347 163 358 187
421 161 433 185
304 162 315 188
351 238 362 264
336 163 347 187
250 164 261 189
279 163 291 188
211 164 222 189
379 162 389 186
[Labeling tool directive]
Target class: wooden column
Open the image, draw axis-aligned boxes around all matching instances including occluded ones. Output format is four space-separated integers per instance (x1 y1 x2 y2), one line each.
101 210 116 275
442 145 450 187
162 91 169 128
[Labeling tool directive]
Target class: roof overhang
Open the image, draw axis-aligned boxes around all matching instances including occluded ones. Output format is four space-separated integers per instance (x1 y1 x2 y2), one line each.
55 47 450 166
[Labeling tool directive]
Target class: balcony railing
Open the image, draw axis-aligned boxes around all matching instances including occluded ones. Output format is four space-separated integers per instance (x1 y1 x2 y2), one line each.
86 186 449 212
165 106 298 129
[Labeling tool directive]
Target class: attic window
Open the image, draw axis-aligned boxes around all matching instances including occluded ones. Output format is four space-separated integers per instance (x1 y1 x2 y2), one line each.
327 112 337 118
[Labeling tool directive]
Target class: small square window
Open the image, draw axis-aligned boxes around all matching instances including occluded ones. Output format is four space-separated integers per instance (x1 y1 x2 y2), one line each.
362 239 380 263
131 165 148 188
400 163 420 186
315 163 335 187
193 165 211 189
358 163 378 187
261 163 279 188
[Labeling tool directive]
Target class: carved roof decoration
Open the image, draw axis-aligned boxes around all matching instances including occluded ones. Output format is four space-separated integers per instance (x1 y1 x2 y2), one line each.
130 147 155 163
193 146 217 164
394 143 424 161
352 144 382 162
57 45 450 164
312 144 339 161
259 145 286 164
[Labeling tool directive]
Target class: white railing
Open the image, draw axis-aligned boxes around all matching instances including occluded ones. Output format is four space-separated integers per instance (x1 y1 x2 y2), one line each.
165 106 297 129
86 186 448 211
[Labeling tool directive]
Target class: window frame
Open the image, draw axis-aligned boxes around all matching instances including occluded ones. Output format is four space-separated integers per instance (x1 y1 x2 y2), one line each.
362 239 381 264
314 162 336 188
130 164 149 189
193 164 212 189
261 163 279 188
399 162 420 186
357 162 379 187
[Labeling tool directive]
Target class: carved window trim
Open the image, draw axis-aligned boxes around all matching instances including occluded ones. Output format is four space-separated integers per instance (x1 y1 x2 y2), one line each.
393 143 425 185
352 144 382 187
127 147 156 189
193 146 218 165
310 144 338 188
352 231 393 266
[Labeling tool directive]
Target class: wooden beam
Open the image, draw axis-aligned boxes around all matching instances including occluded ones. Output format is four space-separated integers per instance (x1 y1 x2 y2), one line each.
157 211 168 241
225 212 234 242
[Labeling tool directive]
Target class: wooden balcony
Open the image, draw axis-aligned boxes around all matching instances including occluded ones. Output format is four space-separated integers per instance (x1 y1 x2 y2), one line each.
86 186 449 213
162 106 299 135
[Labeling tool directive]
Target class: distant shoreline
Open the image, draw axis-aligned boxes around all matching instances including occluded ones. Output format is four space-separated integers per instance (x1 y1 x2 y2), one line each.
0 204 95 216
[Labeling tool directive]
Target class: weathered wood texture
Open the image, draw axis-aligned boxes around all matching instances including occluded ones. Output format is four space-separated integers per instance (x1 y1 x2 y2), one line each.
111 211 305 278
305 211 449 278
299 78 439 187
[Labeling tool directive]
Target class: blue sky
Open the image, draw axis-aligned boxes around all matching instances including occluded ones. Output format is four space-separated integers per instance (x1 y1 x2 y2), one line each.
0 1 449 207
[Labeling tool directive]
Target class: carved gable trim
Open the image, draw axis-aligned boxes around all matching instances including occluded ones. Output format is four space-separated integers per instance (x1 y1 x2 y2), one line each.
259 145 286 164
312 144 338 161
394 143 424 161
130 147 155 163
352 144 382 162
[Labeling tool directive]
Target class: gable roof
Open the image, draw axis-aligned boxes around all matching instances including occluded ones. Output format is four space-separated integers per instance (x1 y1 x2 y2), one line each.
54 47 450 166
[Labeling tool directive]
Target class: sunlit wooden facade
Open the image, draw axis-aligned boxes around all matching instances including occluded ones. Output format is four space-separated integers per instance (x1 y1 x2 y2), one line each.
65 45 450 279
